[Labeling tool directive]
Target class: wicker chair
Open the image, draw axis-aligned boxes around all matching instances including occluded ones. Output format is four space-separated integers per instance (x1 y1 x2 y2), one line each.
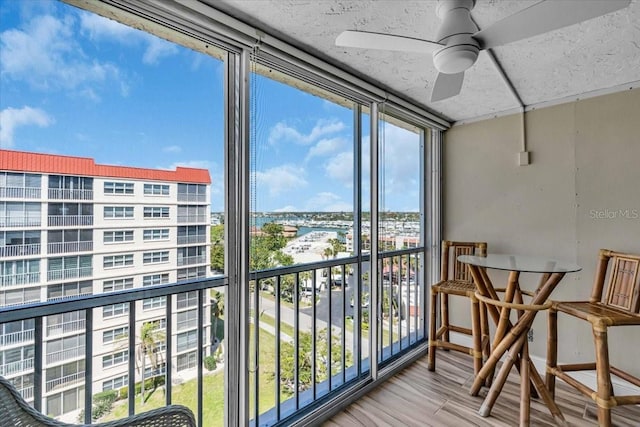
0 376 196 427
546 249 640 427
428 241 490 378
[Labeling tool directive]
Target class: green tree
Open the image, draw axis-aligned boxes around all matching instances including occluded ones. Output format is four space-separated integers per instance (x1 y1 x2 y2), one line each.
137 321 165 405
210 290 225 352
210 224 224 273
277 328 353 394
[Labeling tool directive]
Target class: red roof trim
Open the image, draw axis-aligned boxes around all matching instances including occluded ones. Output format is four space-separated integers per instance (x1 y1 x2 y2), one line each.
0 149 211 184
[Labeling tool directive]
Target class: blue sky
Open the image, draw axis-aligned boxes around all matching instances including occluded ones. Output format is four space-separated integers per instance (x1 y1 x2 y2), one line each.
0 0 421 213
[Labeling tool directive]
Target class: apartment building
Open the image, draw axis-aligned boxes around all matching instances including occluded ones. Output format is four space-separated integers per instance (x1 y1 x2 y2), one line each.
0 149 212 417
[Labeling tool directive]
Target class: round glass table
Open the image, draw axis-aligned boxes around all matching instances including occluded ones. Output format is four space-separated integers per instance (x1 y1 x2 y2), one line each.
458 254 581 427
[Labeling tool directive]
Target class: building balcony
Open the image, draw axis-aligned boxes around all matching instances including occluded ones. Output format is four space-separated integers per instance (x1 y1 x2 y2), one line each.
18 386 34 401
0 216 41 228
177 215 208 223
47 215 93 227
0 272 40 288
0 243 41 258
177 235 207 245
47 241 93 254
47 267 92 282
176 254 207 266
46 346 85 365
177 193 207 203
0 358 34 377
0 328 34 346
46 318 86 336
46 371 85 393
0 187 41 199
47 188 93 200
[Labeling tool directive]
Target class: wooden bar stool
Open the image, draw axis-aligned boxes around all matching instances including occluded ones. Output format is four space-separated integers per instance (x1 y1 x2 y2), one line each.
546 249 640 427
428 241 490 378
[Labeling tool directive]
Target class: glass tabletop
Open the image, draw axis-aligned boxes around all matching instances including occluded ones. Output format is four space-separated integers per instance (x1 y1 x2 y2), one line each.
457 254 581 273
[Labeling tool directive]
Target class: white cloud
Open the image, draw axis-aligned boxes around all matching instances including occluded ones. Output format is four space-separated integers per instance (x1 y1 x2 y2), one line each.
304 192 352 212
255 165 308 196
0 106 54 148
306 136 346 160
167 160 212 170
273 205 299 212
79 12 178 65
162 145 182 153
268 119 346 145
324 151 354 186
380 124 421 195
0 14 121 94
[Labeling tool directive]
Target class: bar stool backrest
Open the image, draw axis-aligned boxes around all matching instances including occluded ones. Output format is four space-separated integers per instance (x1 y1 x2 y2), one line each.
441 241 487 283
591 249 640 314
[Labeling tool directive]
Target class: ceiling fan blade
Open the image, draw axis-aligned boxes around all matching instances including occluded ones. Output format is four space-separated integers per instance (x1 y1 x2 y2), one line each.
431 72 464 102
474 0 631 50
336 30 443 53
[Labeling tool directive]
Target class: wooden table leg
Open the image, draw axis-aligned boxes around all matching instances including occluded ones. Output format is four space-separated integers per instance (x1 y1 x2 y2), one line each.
520 339 531 427
479 334 527 417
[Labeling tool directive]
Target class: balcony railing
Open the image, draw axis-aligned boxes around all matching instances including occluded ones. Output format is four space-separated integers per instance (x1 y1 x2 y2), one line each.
47 188 93 200
19 386 34 401
47 267 92 282
177 255 207 266
0 216 41 227
0 248 427 426
177 215 207 223
0 328 34 346
177 235 206 245
46 318 86 336
0 358 34 376
47 241 93 254
0 272 40 288
46 371 85 392
177 193 207 203
46 346 85 365
0 187 41 199
0 243 41 258
47 215 93 227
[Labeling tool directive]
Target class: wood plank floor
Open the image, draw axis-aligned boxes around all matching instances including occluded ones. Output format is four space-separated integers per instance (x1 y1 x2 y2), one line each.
324 351 640 426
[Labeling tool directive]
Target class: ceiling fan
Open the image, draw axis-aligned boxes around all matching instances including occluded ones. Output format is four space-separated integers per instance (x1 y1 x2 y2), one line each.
335 0 631 102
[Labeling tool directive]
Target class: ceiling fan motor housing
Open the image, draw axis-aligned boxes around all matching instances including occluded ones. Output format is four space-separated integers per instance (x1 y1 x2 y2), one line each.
434 0 479 74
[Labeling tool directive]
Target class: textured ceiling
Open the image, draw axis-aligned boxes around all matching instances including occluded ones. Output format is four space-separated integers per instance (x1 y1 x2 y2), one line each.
203 0 640 123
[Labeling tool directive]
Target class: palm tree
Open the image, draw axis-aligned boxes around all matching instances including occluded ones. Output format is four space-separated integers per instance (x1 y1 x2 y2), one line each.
137 321 165 405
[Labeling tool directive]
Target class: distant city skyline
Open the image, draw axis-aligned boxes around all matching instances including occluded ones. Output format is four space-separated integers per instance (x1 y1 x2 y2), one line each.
1 0 422 213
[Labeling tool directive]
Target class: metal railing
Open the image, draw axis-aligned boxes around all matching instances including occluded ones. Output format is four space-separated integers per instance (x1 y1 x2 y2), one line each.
46 371 85 392
19 386 34 401
0 243 41 257
47 267 92 281
0 272 40 288
47 215 93 227
46 346 85 364
0 328 34 346
47 188 93 200
0 187 41 199
0 249 428 426
176 255 207 266
0 217 41 227
47 241 93 254
0 358 34 376
177 235 207 245
46 318 86 336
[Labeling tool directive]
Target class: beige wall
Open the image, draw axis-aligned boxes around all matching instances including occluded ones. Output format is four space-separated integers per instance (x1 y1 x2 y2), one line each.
443 88 640 375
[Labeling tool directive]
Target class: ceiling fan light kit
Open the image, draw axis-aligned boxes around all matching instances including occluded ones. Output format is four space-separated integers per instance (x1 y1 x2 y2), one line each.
335 0 631 102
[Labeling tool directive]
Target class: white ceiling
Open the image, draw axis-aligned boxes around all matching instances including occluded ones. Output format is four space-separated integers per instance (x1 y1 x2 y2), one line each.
203 0 640 123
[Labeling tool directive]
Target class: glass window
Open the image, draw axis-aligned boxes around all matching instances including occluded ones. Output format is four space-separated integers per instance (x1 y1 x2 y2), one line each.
104 206 134 218
104 182 134 194
142 273 169 286
103 254 134 268
143 206 169 218
103 350 128 368
103 303 129 318
102 375 128 391
142 251 169 264
177 351 197 371
103 327 128 343
103 278 134 292
103 230 134 243
143 184 169 195
143 229 169 241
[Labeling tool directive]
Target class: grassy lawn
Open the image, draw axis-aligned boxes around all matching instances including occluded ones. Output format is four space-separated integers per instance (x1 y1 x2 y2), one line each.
101 325 279 426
